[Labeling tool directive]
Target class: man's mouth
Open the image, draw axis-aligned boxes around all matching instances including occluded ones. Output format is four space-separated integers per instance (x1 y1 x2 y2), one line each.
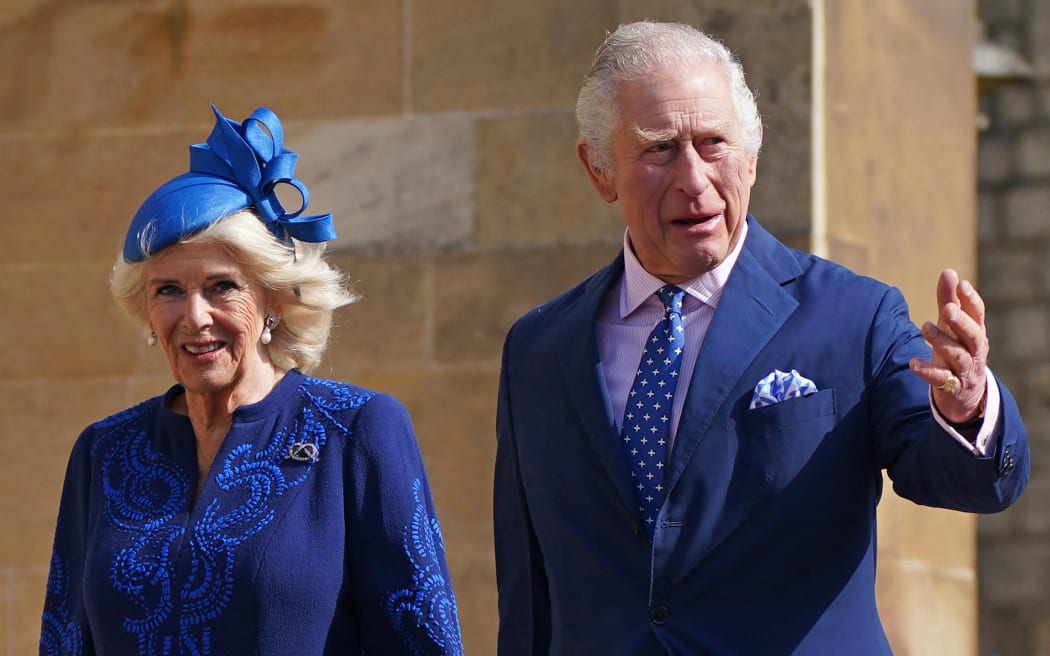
672 212 722 226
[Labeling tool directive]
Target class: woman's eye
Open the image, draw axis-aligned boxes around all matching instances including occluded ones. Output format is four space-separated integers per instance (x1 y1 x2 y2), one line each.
156 285 180 296
212 280 239 293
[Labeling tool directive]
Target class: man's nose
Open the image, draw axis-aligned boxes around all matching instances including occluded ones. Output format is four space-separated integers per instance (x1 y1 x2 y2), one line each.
676 144 710 197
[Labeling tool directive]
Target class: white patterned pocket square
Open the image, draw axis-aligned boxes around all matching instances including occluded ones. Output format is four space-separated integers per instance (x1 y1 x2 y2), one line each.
749 369 818 409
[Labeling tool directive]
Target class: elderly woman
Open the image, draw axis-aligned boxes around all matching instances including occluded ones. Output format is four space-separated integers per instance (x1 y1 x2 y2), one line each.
39 106 463 655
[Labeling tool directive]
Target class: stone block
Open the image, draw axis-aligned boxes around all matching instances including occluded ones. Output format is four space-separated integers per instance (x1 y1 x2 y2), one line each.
7 1 402 130
0 5 51 126
475 113 622 249
1002 304 1050 360
1031 0 1050 75
322 253 430 373
0 572 6 655
1014 476 1050 534
1004 184 1050 240
346 367 498 529
1034 613 1050 656
978 245 1039 303
432 245 617 365
0 264 140 379
978 505 1019 541
0 0 44 29
6 3 180 129
979 0 1025 23
0 377 129 566
1040 250 1050 295
1018 126 1050 177
293 116 474 252
876 558 976 656
978 132 1016 184
179 1 402 120
977 191 1001 244
4 131 194 265
979 539 1050 607
876 489 975 571
979 605 1027 656
441 525 498 656
11 568 49 655
411 0 616 111
996 83 1039 128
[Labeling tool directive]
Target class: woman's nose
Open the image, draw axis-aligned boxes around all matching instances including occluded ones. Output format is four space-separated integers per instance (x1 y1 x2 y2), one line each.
181 292 213 330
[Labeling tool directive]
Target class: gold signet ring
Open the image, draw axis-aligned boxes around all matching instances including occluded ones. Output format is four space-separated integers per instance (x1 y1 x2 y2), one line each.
935 374 959 393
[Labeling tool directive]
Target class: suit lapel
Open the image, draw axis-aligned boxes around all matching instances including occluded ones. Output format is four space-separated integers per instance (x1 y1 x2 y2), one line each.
556 255 641 518
665 219 803 492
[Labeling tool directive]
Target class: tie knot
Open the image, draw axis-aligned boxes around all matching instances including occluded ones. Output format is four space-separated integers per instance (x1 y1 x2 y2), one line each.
656 285 685 314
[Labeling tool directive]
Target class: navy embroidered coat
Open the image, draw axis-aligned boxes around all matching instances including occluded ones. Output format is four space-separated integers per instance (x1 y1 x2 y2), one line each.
40 371 463 656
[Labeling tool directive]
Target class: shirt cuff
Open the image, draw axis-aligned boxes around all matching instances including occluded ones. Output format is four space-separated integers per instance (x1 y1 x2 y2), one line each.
929 365 1002 456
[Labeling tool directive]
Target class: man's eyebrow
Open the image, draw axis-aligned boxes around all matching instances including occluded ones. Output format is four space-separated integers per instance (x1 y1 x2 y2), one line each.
633 125 678 144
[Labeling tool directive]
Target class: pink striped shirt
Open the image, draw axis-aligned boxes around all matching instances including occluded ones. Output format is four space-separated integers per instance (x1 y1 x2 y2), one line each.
597 222 748 448
596 221 998 456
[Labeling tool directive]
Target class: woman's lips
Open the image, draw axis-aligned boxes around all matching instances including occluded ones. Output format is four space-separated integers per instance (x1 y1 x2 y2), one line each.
184 342 224 355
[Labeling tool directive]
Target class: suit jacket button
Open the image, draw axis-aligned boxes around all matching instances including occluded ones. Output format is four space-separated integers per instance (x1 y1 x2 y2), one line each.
650 606 669 624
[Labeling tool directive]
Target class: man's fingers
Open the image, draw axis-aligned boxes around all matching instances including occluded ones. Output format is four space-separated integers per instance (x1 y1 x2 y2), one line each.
958 279 987 328
936 269 961 311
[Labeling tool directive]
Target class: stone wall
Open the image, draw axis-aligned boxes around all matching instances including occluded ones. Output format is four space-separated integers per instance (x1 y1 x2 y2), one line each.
978 1 1050 654
0 2 810 653
0 1 1003 654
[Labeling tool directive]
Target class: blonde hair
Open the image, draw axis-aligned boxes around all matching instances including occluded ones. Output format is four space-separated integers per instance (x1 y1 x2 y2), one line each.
110 210 358 374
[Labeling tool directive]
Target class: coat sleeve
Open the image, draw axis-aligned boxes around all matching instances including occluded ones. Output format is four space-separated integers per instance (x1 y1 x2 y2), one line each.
494 328 552 656
39 430 97 656
342 392 464 656
869 286 1029 512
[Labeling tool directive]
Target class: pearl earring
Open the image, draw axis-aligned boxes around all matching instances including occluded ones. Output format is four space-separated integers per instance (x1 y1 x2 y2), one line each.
147 331 157 347
261 315 276 345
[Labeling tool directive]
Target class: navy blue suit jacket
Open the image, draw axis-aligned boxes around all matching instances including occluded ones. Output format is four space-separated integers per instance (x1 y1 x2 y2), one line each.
494 217 1029 655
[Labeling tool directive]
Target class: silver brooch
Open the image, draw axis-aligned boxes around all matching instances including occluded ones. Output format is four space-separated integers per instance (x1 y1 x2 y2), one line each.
285 442 320 463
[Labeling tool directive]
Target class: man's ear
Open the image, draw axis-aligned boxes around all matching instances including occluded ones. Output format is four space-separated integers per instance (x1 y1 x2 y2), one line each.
577 141 617 203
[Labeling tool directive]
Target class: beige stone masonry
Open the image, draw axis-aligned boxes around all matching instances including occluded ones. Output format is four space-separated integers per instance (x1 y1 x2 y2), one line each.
431 246 617 364
0 1 1002 654
411 0 617 112
475 113 622 248
294 116 475 250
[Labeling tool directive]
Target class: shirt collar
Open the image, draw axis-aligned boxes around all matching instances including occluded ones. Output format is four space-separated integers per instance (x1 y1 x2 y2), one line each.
619 219 749 318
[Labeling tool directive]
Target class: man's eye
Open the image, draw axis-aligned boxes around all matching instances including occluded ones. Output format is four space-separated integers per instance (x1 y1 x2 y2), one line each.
650 142 674 153
700 136 725 146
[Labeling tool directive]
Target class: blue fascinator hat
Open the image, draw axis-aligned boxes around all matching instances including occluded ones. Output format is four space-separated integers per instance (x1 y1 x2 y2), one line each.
122 105 337 262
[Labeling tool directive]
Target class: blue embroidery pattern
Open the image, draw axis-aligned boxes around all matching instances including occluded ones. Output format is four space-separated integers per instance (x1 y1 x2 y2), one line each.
43 377 373 655
40 551 84 656
385 479 464 656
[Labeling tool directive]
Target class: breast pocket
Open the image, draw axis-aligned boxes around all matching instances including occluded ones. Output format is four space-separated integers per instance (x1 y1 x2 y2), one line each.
738 388 838 463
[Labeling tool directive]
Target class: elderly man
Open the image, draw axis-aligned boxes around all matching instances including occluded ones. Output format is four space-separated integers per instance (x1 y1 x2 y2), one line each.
493 21 1028 655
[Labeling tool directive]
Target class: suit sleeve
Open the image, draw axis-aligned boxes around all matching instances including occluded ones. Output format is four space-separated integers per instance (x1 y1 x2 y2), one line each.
343 393 464 655
494 327 552 656
869 287 1029 512
39 430 97 656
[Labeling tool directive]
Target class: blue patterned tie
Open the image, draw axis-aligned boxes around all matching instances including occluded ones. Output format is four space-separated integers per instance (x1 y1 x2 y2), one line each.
621 285 686 540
